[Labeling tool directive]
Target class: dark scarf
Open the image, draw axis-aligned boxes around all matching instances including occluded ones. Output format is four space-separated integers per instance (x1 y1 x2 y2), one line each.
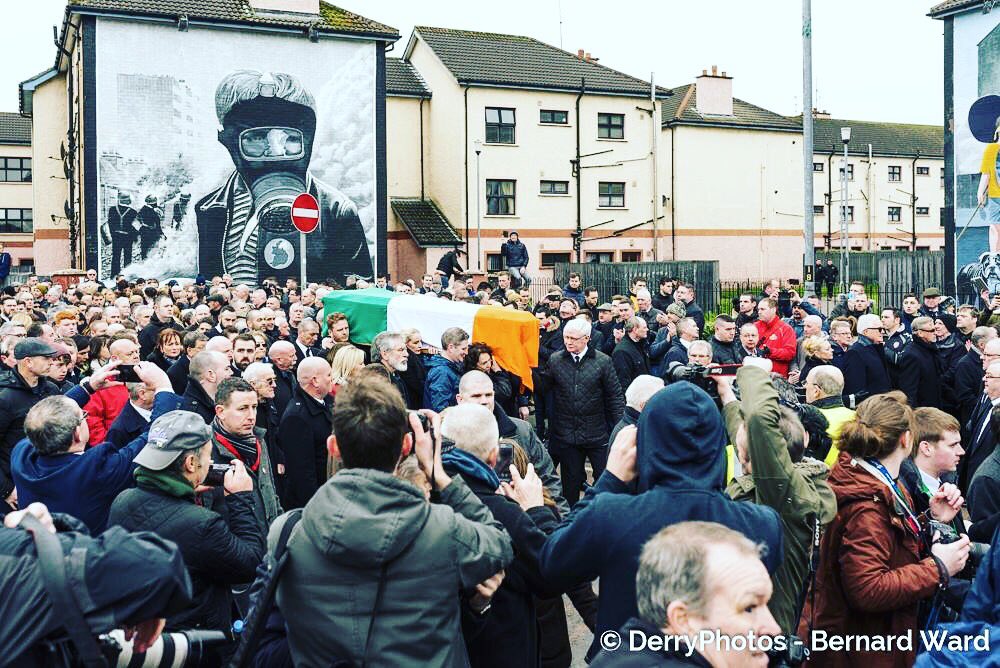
442 447 500 490
135 466 195 500
213 419 261 472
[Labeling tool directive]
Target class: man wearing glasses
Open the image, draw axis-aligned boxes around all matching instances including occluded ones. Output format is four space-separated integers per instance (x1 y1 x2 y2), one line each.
959 360 1000 493
898 316 945 410
841 313 892 403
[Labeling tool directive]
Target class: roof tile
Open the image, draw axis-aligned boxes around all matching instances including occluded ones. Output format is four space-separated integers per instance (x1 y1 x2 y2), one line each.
811 117 943 158
928 0 983 17
68 0 398 38
390 198 462 247
661 83 801 131
0 113 31 145
414 26 669 98
386 58 430 97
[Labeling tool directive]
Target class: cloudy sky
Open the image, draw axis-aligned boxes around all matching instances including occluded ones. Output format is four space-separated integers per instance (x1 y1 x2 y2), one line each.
4 0 944 125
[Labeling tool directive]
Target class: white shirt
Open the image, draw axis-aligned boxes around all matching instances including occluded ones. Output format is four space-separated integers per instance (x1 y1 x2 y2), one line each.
571 346 589 364
131 401 152 422
975 395 1000 444
918 467 941 496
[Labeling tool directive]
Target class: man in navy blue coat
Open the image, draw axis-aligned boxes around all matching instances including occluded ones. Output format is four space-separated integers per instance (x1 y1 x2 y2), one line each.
538 381 783 661
841 313 892 402
106 381 157 448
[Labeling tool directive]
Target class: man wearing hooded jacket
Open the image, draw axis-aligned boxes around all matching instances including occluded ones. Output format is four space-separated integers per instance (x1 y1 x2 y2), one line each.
538 382 783 661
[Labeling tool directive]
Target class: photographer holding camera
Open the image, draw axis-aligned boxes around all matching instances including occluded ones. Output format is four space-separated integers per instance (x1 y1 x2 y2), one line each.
715 361 837 636
108 410 264 653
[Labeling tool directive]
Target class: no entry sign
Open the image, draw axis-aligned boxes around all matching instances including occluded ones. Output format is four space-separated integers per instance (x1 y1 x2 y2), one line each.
291 193 320 233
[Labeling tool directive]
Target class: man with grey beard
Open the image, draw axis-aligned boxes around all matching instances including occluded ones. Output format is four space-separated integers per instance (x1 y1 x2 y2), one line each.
373 331 413 408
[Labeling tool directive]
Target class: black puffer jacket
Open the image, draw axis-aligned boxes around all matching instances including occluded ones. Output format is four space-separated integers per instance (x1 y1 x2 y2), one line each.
611 336 650 395
108 483 265 634
542 346 624 447
0 369 66 498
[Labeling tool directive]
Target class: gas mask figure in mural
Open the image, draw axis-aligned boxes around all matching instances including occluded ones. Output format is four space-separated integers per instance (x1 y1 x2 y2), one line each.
105 193 138 276
195 70 372 285
137 195 164 261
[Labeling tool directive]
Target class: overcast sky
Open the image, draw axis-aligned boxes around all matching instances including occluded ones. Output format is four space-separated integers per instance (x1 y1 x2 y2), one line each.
3 0 944 125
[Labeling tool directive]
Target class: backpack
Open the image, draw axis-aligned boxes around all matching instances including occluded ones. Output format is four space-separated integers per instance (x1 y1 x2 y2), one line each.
228 509 302 668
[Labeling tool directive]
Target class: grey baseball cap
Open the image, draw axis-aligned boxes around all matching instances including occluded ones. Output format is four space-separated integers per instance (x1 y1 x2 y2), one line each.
133 410 213 471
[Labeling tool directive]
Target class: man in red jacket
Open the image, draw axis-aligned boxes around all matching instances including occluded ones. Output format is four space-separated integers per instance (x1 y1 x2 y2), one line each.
754 297 797 377
85 333 139 445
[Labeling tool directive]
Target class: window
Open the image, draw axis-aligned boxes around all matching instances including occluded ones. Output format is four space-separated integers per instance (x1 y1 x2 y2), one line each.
540 109 568 124
839 205 855 222
486 253 504 272
813 205 824 214
888 165 902 182
916 206 930 216
941 168 945 188
486 179 516 215
597 113 624 139
888 206 902 222
540 252 571 267
813 162 824 172
620 250 641 263
0 158 31 183
586 251 614 263
916 166 930 176
0 208 32 233
599 182 625 207
485 107 516 144
539 180 569 195
839 163 854 180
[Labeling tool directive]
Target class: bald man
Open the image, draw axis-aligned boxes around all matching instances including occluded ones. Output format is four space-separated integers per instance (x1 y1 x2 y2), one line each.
268 340 297 417
278 357 334 508
206 335 240 378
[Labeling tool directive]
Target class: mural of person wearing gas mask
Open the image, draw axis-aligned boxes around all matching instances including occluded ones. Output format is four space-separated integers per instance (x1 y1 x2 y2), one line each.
195 70 372 286
137 195 164 260
105 192 138 276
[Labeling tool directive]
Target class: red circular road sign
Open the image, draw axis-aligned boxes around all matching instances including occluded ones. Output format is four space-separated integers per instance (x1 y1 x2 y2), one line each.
291 193 320 233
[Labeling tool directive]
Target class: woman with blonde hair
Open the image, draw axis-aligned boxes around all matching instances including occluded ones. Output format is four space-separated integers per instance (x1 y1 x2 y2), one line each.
801 391 970 668
330 345 365 396
795 334 834 386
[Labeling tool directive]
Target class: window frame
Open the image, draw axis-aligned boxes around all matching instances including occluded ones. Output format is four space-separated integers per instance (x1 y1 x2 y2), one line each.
539 109 568 125
485 179 517 216
888 206 902 222
585 251 615 264
888 165 902 182
620 250 641 263
539 180 570 195
839 163 855 181
485 107 516 145
916 166 930 176
915 206 930 216
486 252 504 272
0 208 33 233
597 112 625 140
0 157 32 183
540 251 571 268
813 205 824 214
812 162 824 172
598 181 626 208
839 205 855 222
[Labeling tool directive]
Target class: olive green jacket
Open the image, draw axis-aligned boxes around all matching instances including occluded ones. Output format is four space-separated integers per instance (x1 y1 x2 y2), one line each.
723 365 838 634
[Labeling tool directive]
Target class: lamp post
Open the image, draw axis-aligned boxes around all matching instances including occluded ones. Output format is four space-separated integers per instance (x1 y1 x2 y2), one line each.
840 126 851 292
474 140 482 271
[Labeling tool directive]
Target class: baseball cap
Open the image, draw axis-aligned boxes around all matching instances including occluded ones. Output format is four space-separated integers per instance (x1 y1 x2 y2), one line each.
922 287 942 298
666 303 687 320
133 410 213 471
14 338 63 361
856 314 882 333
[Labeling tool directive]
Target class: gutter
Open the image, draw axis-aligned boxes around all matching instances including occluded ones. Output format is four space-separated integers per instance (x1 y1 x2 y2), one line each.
419 96 425 200
827 147 835 251
574 79 585 263
459 80 671 100
463 85 470 254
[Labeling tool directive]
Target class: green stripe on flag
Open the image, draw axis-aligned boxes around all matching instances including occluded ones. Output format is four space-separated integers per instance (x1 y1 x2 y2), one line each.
321 289 395 345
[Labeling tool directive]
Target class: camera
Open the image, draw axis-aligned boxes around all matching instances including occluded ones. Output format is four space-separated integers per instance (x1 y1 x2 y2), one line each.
100 628 228 667
665 362 741 394
407 411 434 447
767 635 809 667
202 463 232 487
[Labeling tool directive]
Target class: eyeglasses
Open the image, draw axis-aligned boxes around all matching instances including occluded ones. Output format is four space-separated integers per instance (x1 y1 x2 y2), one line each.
917 328 936 334
986 375 1000 380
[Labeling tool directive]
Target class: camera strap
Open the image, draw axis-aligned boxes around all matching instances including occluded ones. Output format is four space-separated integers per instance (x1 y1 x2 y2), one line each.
793 513 820 637
19 514 108 668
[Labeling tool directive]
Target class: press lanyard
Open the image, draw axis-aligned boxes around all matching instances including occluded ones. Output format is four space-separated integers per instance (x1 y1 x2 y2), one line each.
861 458 921 538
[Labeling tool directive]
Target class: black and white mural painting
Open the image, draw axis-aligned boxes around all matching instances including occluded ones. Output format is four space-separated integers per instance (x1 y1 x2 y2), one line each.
94 18 377 284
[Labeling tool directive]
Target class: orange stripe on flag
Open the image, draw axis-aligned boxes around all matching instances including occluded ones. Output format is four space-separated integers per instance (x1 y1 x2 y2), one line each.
471 306 539 392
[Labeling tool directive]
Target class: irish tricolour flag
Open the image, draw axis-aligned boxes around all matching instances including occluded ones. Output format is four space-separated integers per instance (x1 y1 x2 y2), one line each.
322 289 539 389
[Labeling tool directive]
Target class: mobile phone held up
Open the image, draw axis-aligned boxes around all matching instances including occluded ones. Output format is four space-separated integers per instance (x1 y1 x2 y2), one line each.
494 442 514 482
116 364 141 383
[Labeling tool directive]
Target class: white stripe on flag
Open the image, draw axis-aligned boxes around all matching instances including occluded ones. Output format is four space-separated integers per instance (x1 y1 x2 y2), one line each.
292 208 319 218
386 295 477 351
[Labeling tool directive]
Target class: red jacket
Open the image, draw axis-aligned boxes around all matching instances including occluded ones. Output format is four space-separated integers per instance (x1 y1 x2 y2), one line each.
85 385 129 446
798 453 940 668
754 317 797 376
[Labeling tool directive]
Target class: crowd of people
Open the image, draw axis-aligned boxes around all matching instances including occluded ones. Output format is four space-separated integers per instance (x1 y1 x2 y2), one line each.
0 266 999 668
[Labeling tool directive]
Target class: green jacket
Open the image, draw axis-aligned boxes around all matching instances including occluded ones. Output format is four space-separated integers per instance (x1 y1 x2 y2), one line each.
723 365 838 634
273 468 513 668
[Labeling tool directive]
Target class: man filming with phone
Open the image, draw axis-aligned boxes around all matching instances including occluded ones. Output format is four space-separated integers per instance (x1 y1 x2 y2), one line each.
108 409 265 658
440 402 561 668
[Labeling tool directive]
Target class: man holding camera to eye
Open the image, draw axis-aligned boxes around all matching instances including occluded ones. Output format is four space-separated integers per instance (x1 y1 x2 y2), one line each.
108 410 265 649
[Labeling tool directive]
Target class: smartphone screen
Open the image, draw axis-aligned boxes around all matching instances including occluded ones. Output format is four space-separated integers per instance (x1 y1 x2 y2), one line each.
494 443 514 482
117 364 141 383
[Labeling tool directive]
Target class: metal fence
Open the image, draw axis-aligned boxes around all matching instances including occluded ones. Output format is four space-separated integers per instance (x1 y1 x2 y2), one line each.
814 250 946 293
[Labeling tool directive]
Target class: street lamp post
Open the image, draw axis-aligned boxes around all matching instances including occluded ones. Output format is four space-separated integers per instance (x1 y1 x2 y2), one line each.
474 140 482 271
840 127 851 293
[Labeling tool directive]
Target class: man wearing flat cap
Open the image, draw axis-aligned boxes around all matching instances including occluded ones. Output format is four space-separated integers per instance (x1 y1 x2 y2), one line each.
920 287 945 320
9 360 180 532
109 409 265 643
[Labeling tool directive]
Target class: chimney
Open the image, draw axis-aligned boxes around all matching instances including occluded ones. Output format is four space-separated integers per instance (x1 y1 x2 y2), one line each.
248 0 320 15
578 49 585 60
695 65 733 117
812 108 831 119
